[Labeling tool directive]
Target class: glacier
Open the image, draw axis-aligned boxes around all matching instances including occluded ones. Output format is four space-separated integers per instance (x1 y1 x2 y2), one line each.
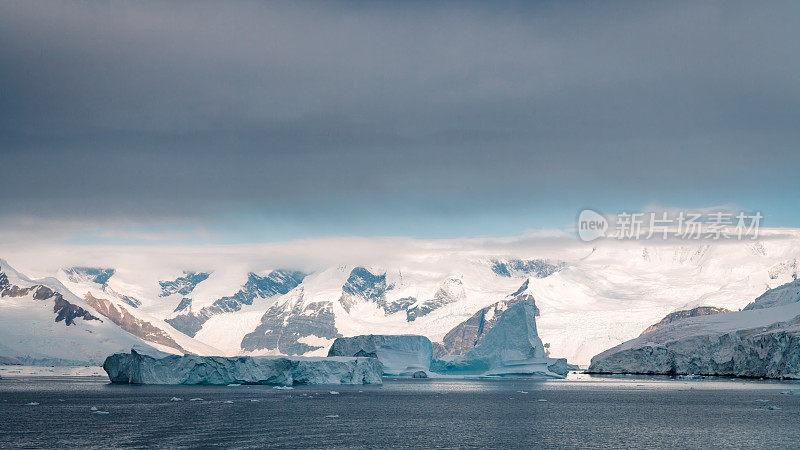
103 350 384 385
589 280 800 379
327 334 433 375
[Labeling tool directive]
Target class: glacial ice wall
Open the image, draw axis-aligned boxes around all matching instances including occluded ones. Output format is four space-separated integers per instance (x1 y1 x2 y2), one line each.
327 334 433 375
103 350 383 385
589 304 800 379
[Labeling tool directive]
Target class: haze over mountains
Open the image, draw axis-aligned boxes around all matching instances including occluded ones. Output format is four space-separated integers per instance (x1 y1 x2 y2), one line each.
2 229 799 367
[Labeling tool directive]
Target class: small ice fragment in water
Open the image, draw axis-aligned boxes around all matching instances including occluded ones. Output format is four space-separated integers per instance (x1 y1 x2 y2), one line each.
189 398 204 402
90 406 98 411
92 411 110 415
273 386 294 390
678 374 704 380
227 384 241 387
329 391 339 395
326 415 339 418
537 399 548 402
58 399 65 402
249 399 260 402
754 399 769 403
26 402 40 406
224 400 234 404
170 397 183 402
517 391 528 394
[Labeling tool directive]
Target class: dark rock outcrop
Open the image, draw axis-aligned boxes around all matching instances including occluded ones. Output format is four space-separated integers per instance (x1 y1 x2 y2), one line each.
339 267 390 312
84 293 187 353
241 290 339 355
167 270 306 337
0 273 100 326
158 272 210 297
490 259 565 278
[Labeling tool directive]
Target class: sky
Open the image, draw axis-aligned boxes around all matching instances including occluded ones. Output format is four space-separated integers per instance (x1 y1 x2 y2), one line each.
1 0 798 245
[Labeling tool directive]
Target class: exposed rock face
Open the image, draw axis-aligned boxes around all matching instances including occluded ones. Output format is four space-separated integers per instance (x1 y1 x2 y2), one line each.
0 273 100 326
339 267 390 312
406 278 465 321
641 306 730 335
103 350 383 385
167 270 306 337
84 293 187 353
159 272 210 297
173 297 192 313
63 267 115 286
384 297 416 315
327 335 434 375
743 279 800 310
241 290 339 355
490 259 565 278
435 280 538 357
589 314 800 379
431 296 569 378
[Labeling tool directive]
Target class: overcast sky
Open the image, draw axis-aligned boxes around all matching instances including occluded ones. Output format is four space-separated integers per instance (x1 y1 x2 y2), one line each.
1 0 798 244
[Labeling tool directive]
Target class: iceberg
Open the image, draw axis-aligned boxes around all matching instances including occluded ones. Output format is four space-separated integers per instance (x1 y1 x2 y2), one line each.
328 298 571 378
103 350 383 385
432 298 570 378
327 334 433 376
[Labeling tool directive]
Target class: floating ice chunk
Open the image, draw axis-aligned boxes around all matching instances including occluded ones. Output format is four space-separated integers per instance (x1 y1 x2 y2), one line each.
170 397 183 402
103 350 383 386
432 299 570 378
516 391 528 394
329 391 339 395
227 384 241 387
25 402 40 406
328 335 433 376
189 398 204 401
92 411 110 415
754 399 769 403
273 386 294 390
678 374 705 380
224 400 234 404
537 398 548 402
90 406 98 411
325 415 339 418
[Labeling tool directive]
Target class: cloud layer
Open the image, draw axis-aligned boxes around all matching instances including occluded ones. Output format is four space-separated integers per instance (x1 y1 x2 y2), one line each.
1 0 798 240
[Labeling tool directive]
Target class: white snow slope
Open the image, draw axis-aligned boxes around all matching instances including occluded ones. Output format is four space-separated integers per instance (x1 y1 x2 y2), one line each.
2 229 799 366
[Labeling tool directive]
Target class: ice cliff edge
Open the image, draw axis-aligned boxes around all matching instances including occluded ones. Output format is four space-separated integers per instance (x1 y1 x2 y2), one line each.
103 350 383 385
329 297 571 378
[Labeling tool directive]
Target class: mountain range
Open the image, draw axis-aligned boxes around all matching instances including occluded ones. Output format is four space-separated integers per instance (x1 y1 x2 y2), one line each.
2 230 799 366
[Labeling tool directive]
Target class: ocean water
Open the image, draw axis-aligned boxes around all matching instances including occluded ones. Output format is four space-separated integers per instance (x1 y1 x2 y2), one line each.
1 374 799 449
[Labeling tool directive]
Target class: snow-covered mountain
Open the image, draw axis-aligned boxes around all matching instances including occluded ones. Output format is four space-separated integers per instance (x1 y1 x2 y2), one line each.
588 279 800 378
2 229 800 366
0 259 204 365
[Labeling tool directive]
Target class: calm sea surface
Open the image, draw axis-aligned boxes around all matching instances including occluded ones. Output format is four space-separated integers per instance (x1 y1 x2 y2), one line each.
1 373 799 448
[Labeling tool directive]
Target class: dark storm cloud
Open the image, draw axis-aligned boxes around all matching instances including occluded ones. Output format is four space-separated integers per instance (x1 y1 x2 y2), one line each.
0 0 798 231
